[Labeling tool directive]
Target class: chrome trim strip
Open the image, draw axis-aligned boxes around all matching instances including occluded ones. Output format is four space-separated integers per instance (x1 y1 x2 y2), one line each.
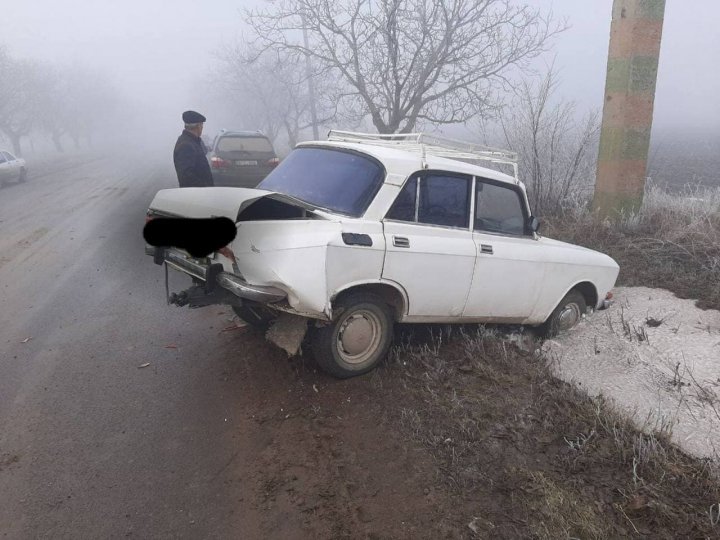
216 273 286 303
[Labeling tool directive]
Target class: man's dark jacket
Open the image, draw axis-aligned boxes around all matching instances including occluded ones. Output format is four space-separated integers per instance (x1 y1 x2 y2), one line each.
173 130 213 187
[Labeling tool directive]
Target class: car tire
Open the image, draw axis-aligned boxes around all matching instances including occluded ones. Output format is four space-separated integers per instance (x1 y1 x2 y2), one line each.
232 302 277 330
541 290 587 338
18 168 27 183
312 293 394 379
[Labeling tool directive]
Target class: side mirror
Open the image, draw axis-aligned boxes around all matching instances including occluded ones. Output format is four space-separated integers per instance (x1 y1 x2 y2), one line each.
528 216 540 233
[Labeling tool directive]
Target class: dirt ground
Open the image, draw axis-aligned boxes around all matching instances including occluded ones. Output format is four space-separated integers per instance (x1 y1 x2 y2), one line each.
204 325 462 539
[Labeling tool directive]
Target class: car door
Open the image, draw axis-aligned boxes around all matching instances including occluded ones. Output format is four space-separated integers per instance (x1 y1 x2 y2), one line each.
382 172 476 319
462 178 545 322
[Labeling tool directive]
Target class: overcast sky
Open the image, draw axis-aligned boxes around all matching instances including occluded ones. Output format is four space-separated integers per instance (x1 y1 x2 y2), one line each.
2 0 719 135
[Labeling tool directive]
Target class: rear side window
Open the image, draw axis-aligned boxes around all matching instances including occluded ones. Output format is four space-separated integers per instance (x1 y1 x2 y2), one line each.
386 177 418 222
474 180 526 235
0 154 6 164
386 173 471 229
217 136 273 153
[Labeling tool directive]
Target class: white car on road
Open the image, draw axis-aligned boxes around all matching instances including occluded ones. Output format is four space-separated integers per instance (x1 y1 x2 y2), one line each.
145 132 619 378
0 150 27 186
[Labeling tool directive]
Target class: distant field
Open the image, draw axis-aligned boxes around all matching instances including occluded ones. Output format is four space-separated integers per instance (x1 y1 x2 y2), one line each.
648 131 720 190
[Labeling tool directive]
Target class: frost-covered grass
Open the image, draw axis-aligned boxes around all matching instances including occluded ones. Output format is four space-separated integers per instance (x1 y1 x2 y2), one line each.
545 185 720 310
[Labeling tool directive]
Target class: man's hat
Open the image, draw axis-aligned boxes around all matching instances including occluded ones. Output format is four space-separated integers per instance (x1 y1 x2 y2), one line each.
182 110 206 124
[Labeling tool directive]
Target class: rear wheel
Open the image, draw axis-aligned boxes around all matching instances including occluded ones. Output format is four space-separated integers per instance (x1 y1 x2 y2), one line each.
232 302 277 330
312 293 394 379
541 290 587 338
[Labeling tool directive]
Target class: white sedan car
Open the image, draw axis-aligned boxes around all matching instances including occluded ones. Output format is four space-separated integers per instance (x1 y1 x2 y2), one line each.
145 132 619 378
0 150 27 186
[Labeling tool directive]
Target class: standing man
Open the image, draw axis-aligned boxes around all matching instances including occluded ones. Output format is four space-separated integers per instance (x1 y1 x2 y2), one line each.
173 110 214 188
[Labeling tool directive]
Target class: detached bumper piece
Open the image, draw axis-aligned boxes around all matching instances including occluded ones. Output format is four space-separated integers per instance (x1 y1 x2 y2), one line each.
146 246 286 304
169 285 240 309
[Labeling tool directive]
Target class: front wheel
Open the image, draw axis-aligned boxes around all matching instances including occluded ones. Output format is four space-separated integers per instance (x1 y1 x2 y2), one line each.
311 293 394 378
541 290 587 338
18 168 27 183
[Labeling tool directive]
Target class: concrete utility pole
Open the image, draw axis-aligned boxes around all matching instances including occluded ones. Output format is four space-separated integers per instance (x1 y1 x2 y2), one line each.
592 0 666 217
300 14 320 141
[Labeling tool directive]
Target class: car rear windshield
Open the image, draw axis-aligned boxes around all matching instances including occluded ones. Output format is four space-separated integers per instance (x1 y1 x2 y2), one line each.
216 136 273 153
258 147 385 217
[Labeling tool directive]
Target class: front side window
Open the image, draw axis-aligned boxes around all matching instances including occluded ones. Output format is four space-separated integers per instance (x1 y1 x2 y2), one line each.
0 154 6 164
474 180 527 235
258 147 385 217
386 173 471 229
2 152 14 161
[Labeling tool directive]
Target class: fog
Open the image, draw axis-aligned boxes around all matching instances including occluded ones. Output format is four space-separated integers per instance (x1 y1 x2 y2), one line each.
1 0 719 157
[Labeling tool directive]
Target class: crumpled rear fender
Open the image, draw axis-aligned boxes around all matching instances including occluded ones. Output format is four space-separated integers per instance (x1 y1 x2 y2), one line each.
230 220 341 315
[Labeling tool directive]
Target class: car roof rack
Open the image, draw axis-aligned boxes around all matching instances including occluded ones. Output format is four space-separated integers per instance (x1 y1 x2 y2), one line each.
327 130 519 181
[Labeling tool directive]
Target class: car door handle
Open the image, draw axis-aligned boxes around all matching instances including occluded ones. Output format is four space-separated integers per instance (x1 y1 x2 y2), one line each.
480 244 493 255
393 236 410 248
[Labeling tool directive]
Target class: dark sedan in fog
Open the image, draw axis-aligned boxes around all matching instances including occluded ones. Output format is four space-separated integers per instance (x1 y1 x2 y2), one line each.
207 130 279 188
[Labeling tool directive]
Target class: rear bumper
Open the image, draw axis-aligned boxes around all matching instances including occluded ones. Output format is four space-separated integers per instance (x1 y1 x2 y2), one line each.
146 246 286 303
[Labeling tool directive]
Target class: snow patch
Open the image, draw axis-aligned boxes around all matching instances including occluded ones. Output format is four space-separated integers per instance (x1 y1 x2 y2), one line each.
544 287 720 460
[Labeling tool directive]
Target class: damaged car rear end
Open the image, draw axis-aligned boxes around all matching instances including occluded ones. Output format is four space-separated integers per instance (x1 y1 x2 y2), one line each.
146 144 393 377
145 132 620 378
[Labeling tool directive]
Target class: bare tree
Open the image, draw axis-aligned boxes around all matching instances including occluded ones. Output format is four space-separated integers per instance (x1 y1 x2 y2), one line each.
214 46 337 148
0 49 44 155
56 67 118 149
0 48 117 155
35 67 69 152
246 0 564 134
499 69 600 216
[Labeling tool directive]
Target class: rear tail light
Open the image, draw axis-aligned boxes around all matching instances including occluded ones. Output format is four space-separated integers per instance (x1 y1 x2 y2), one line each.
211 156 231 169
218 246 237 264
267 157 280 167
600 291 615 310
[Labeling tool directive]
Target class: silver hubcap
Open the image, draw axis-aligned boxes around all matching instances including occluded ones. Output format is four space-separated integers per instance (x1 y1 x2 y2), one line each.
557 302 582 332
337 309 382 364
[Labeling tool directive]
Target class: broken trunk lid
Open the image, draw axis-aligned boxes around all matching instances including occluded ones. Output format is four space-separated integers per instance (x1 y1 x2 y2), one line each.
149 187 325 222
149 187 272 221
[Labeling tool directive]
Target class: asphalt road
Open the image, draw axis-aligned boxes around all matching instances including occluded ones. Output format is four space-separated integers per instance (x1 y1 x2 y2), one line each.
0 155 293 538
0 155 446 539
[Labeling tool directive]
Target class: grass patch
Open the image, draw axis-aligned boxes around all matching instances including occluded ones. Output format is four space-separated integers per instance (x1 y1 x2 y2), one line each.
387 328 720 538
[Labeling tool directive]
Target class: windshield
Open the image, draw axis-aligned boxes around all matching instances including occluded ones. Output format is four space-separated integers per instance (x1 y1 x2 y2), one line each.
258 147 385 216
